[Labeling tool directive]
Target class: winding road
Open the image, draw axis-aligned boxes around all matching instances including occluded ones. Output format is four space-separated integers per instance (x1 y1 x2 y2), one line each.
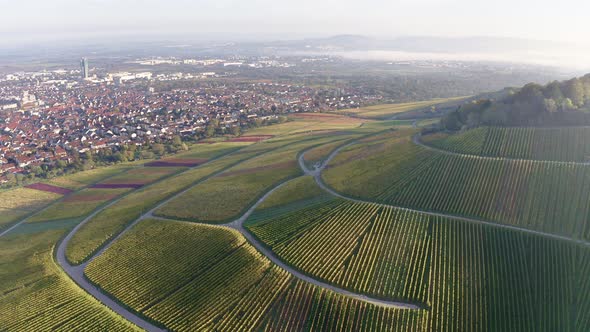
50 133 590 331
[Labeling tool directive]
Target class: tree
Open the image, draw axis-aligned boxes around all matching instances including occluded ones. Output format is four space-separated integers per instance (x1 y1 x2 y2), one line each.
543 81 564 100
544 98 558 113
563 78 585 107
230 125 241 136
151 143 165 156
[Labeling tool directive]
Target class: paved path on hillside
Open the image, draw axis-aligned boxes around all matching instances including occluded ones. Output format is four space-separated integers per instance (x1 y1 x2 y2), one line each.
307 140 590 248
413 133 590 165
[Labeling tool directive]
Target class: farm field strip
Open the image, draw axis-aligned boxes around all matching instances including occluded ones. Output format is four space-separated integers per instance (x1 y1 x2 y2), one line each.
0 166 141 237
421 126 590 163
26 188 132 223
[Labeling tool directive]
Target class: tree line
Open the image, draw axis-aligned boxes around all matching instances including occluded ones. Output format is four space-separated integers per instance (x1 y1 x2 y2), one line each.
442 74 590 130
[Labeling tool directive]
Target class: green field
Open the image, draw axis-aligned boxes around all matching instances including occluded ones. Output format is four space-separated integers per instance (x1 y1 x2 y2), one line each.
338 98 465 120
0 188 62 232
27 188 131 223
424 126 590 161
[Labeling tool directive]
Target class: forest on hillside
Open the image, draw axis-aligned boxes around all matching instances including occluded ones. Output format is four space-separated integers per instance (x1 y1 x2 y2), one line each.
442 74 590 130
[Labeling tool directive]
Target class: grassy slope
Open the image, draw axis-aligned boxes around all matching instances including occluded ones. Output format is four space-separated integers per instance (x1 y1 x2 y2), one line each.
338 97 466 120
154 134 347 223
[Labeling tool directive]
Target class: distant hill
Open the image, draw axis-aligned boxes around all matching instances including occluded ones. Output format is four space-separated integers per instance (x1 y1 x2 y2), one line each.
442 74 590 129
274 35 574 55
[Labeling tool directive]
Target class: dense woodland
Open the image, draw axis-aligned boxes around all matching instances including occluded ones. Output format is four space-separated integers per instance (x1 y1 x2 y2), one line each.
442 74 590 130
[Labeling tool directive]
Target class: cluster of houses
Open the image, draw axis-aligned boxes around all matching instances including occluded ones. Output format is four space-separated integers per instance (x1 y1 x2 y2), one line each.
0 73 380 183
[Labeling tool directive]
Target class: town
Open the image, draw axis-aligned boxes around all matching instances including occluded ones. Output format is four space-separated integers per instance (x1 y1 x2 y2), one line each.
0 57 382 185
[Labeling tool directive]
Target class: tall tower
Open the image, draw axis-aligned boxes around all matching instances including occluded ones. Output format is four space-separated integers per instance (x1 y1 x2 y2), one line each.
80 58 89 79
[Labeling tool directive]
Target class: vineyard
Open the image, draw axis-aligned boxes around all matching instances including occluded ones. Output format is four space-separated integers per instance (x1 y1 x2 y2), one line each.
247 196 590 331
336 98 464 120
248 199 432 304
323 136 590 241
423 126 590 162
85 219 292 331
0 230 140 331
84 219 426 331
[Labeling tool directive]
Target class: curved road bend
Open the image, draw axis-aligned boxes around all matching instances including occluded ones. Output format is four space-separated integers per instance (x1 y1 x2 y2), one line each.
413 133 590 166
306 141 590 249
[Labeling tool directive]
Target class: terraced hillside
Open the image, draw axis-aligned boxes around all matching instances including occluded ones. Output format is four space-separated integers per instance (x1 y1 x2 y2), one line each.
424 126 590 162
323 130 590 241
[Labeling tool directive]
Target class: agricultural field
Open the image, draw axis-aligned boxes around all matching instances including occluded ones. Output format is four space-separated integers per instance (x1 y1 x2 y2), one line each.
302 138 351 169
98 166 182 185
65 139 292 264
0 230 140 331
248 195 590 331
84 219 425 331
154 134 348 223
0 187 62 232
247 199 431 304
46 165 132 190
337 98 464 120
27 188 131 223
246 112 366 136
323 132 590 241
423 126 590 162
85 219 292 331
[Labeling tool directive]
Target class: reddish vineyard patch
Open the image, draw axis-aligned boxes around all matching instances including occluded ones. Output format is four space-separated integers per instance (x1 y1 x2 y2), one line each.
144 158 208 167
219 161 296 177
26 183 73 195
91 183 144 189
226 135 274 143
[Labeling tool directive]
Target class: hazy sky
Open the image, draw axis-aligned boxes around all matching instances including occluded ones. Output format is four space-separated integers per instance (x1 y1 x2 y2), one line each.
2 0 590 44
